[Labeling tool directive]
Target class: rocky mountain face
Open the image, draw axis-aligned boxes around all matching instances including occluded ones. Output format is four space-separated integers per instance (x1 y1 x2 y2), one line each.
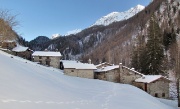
28 0 180 68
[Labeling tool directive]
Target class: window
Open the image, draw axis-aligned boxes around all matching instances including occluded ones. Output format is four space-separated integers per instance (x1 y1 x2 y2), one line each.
71 70 74 72
162 93 165 97
46 61 50 66
155 93 158 97
46 56 49 59
39 56 42 59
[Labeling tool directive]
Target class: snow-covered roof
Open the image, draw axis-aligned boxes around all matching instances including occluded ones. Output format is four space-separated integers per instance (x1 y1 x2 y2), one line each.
12 45 29 52
135 75 170 83
61 60 97 70
32 51 61 57
95 62 112 67
122 66 144 76
60 60 81 63
95 65 119 72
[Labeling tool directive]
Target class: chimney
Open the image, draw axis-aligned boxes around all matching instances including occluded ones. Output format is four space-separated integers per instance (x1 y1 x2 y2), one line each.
119 63 123 72
88 59 91 64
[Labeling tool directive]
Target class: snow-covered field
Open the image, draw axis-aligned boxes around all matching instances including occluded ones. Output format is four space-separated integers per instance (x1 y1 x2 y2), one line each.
0 50 178 109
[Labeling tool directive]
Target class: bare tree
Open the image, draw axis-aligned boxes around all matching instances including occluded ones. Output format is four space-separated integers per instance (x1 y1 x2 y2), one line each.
0 9 18 28
0 9 19 41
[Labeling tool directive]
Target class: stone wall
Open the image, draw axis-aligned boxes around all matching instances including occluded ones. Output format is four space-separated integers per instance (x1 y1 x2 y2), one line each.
133 79 169 99
77 69 94 79
13 51 32 60
148 80 169 98
64 69 94 79
95 64 142 84
119 64 142 84
95 69 120 82
33 56 60 68
64 69 78 77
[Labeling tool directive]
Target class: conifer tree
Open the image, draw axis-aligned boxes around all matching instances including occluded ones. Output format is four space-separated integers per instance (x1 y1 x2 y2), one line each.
131 46 139 70
142 14 164 75
131 35 145 72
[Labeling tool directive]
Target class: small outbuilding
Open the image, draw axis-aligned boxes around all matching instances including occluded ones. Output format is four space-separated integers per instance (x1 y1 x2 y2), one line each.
12 45 33 60
1 40 17 50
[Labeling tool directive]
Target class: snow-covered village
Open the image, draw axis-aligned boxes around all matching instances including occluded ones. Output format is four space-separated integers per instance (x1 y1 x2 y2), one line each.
1 0 180 109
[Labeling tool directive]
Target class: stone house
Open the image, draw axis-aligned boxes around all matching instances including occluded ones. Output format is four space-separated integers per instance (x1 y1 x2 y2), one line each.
134 75 170 99
1 40 17 49
94 65 120 82
32 51 62 68
60 60 97 79
12 45 33 60
94 62 171 98
94 63 143 84
119 63 143 84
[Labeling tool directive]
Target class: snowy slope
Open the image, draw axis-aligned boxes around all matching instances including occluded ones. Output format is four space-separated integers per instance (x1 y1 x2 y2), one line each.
0 50 177 109
65 29 82 36
51 34 61 39
92 4 145 26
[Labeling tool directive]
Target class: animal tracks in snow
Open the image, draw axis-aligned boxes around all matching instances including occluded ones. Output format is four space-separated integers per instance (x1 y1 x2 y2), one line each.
0 85 119 109
0 99 94 105
101 84 117 109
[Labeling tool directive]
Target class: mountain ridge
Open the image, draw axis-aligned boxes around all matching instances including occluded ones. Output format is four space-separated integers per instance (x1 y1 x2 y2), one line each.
51 4 145 36
92 4 145 26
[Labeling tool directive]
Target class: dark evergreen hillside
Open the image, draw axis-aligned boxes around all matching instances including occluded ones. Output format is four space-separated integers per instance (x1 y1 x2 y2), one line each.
28 36 50 51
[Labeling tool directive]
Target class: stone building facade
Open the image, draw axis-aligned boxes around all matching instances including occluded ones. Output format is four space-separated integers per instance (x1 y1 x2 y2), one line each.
134 75 170 99
119 63 143 84
94 63 171 99
94 65 120 82
94 63 143 84
12 45 33 60
32 51 61 68
61 60 97 79
1 41 17 49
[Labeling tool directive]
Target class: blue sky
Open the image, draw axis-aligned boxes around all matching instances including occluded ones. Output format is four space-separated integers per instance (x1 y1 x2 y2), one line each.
0 0 151 41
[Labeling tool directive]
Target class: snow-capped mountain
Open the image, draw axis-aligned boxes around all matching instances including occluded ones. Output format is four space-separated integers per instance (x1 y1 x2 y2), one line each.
65 29 82 36
92 4 145 26
51 5 144 36
51 34 61 39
